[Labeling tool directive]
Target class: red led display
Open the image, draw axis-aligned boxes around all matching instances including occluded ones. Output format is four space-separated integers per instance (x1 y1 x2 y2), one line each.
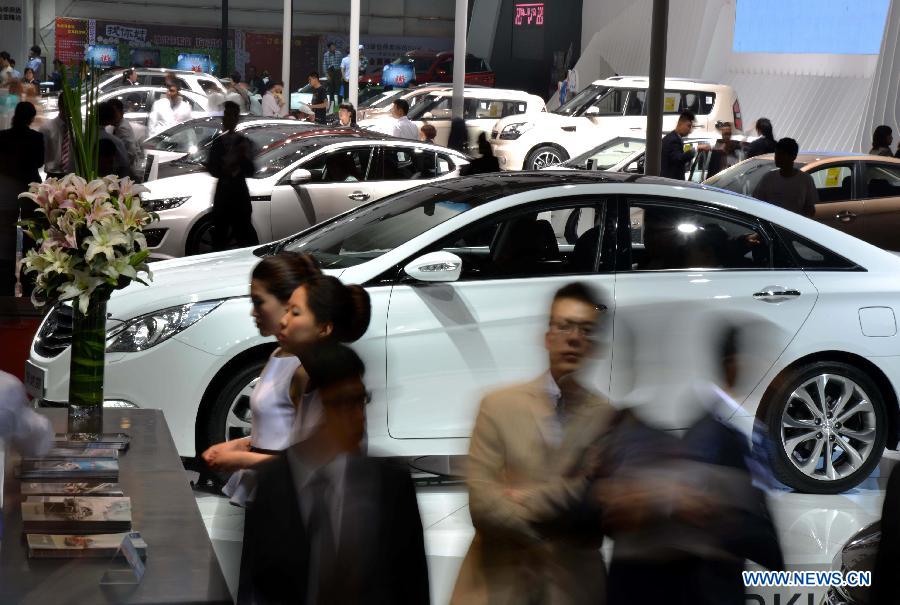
514 3 544 26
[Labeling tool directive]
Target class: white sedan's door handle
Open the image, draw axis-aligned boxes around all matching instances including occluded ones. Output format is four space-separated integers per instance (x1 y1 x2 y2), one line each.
348 191 370 202
753 286 801 303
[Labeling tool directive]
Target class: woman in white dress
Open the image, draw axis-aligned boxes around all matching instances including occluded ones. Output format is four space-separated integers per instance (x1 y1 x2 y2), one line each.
201 252 321 505
277 275 372 442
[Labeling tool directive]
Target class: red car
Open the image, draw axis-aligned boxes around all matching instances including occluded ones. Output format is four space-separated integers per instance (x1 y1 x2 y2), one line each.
377 51 495 88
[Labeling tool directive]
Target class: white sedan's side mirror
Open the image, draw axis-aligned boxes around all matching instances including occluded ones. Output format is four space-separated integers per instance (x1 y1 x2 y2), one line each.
404 251 462 283
290 168 312 185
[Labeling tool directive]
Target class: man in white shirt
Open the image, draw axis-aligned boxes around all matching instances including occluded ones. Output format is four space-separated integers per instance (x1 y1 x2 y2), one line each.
752 137 818 218
339 44 365 101
261 80 289 118
147 84 192 137
389 99 419 140
0 52 13 84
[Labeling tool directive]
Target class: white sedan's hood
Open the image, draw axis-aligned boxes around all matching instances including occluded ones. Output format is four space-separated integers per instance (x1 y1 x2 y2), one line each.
142 172 216 200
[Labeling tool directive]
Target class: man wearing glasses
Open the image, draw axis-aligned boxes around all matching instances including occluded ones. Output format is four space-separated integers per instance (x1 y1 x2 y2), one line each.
451 282 614 605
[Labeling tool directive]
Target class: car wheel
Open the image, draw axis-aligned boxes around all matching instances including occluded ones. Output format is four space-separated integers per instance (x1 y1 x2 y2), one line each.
202 360 265 451
186 218 216 256
764 361 887 494
525 145 568 170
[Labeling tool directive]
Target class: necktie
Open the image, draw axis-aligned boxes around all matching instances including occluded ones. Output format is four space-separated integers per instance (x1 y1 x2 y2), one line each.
61 130 71 173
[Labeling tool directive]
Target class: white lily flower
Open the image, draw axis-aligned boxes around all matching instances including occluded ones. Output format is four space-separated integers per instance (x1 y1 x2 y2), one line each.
84 223 129 262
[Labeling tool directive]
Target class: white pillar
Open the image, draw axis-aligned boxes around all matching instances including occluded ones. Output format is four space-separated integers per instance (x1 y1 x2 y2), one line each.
349 0 360 109
452 0 468 120
281 0 292 92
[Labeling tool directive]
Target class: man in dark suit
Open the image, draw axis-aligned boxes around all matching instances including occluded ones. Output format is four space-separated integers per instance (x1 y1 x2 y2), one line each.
242 343 429 605
660 110 709 180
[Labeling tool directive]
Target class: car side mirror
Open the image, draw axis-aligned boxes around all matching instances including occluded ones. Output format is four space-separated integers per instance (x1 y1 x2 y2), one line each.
404 251 462 283
290 168 312 185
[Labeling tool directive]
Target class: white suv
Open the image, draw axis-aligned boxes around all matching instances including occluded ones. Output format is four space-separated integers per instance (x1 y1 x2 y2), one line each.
97 68 226 97
491 76 743 170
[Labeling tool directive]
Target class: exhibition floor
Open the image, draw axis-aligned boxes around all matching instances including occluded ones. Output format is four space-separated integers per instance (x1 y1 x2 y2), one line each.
194 454 898 605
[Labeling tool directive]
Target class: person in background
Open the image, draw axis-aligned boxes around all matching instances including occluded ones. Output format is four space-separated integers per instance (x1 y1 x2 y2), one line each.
446 117 467 153
0 52 13 84
8 59 21 80
122 68 139 86
108 98 143 178
744 117 776 158
26 46 43 80
337 102 356 127
261 80 289 118
706 121 742 178
419 123 436 145
308 72 328 125
206 101 256 251
451 282 613 605
0 102 43 295
752 137 817 218
323 42 343 108
97 137 119 178
388 98 419 139
164 71 179 90
206 91 226 117
460 133 499 175
41 96 74 179
50 59 63 91
98 101 134 179
277 274 372 442
243 342 429 605
22 67 38 87
661 111 709 180
227 73 250 113
340 44 365 103
203 252 322 500
0 371 52 456
147 83 192 137
869 125 893 157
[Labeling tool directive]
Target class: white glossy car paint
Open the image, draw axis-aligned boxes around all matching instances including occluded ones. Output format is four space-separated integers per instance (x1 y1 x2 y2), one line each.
27 176 900 463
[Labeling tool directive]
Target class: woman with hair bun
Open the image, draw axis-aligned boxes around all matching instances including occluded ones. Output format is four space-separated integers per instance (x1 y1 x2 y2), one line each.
201 251 321 505
277 274 372 441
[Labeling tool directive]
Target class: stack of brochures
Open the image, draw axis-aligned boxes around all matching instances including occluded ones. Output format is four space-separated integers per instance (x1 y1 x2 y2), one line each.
16 433 145 559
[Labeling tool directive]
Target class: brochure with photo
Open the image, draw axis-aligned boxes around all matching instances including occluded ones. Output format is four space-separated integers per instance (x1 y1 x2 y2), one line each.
53 433 131 451
25 448 119 461
22 496 132 534
27 532 147 559
21 482 124 496
18 459 119 481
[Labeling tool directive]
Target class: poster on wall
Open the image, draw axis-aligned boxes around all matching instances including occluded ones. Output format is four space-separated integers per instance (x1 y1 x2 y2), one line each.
130 48 160 67
322 35 452 72
55 18 88 64
174 53 213 73
0 0 25 70
84 45 118 67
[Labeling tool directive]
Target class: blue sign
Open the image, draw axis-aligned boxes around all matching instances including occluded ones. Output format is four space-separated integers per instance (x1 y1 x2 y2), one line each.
84 45 118 67
173 54 214 74
381 63 416 89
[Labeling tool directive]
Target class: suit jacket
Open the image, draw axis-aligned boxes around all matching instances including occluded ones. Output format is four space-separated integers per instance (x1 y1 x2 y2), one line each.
241 444 429 605
660 130 694 180
0 125 44 189
450 375 614 605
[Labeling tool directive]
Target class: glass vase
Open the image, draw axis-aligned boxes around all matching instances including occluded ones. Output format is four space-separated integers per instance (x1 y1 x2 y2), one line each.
68 294 108 436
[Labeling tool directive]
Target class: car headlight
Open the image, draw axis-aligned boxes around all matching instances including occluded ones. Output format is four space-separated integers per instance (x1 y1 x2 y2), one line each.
499 122 534 140
141 196 190 212
106 301 224 353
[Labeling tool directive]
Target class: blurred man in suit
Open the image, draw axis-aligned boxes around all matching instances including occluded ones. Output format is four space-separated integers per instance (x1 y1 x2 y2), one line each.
242 343 429 605
451 282 613 605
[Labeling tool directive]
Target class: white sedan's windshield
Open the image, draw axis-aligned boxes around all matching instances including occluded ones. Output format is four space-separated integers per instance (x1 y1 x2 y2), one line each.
555 84 608 116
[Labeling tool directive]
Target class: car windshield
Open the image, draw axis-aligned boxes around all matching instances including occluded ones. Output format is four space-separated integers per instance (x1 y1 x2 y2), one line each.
391 56 433 73
555 84 609 116
177 123 316 166
567 137 645 169
144 119 223 152
705 158 805 196
275 182 493 268
407 94 449 120
363 89 404 109
252 137 335 179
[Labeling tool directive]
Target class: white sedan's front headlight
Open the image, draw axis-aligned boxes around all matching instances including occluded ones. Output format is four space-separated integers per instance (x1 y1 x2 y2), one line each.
499 122 534 140
106 301 224 353
141 196 191 212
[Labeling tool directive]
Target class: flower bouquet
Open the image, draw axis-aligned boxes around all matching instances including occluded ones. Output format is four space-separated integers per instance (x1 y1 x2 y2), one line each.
18 63 157 433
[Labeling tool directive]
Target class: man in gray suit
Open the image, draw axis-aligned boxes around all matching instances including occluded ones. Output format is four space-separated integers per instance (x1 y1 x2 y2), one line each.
451 281 613 605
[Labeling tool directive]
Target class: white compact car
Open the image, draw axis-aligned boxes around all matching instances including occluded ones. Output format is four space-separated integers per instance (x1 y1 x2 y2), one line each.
26 171 900 494
139 130 469 257
97 68 227 97
491 76 742 170
359 87 546 155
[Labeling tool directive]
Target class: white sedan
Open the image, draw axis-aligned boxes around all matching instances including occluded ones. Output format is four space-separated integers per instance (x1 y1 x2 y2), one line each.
26 172 900 494
139 130 469 258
